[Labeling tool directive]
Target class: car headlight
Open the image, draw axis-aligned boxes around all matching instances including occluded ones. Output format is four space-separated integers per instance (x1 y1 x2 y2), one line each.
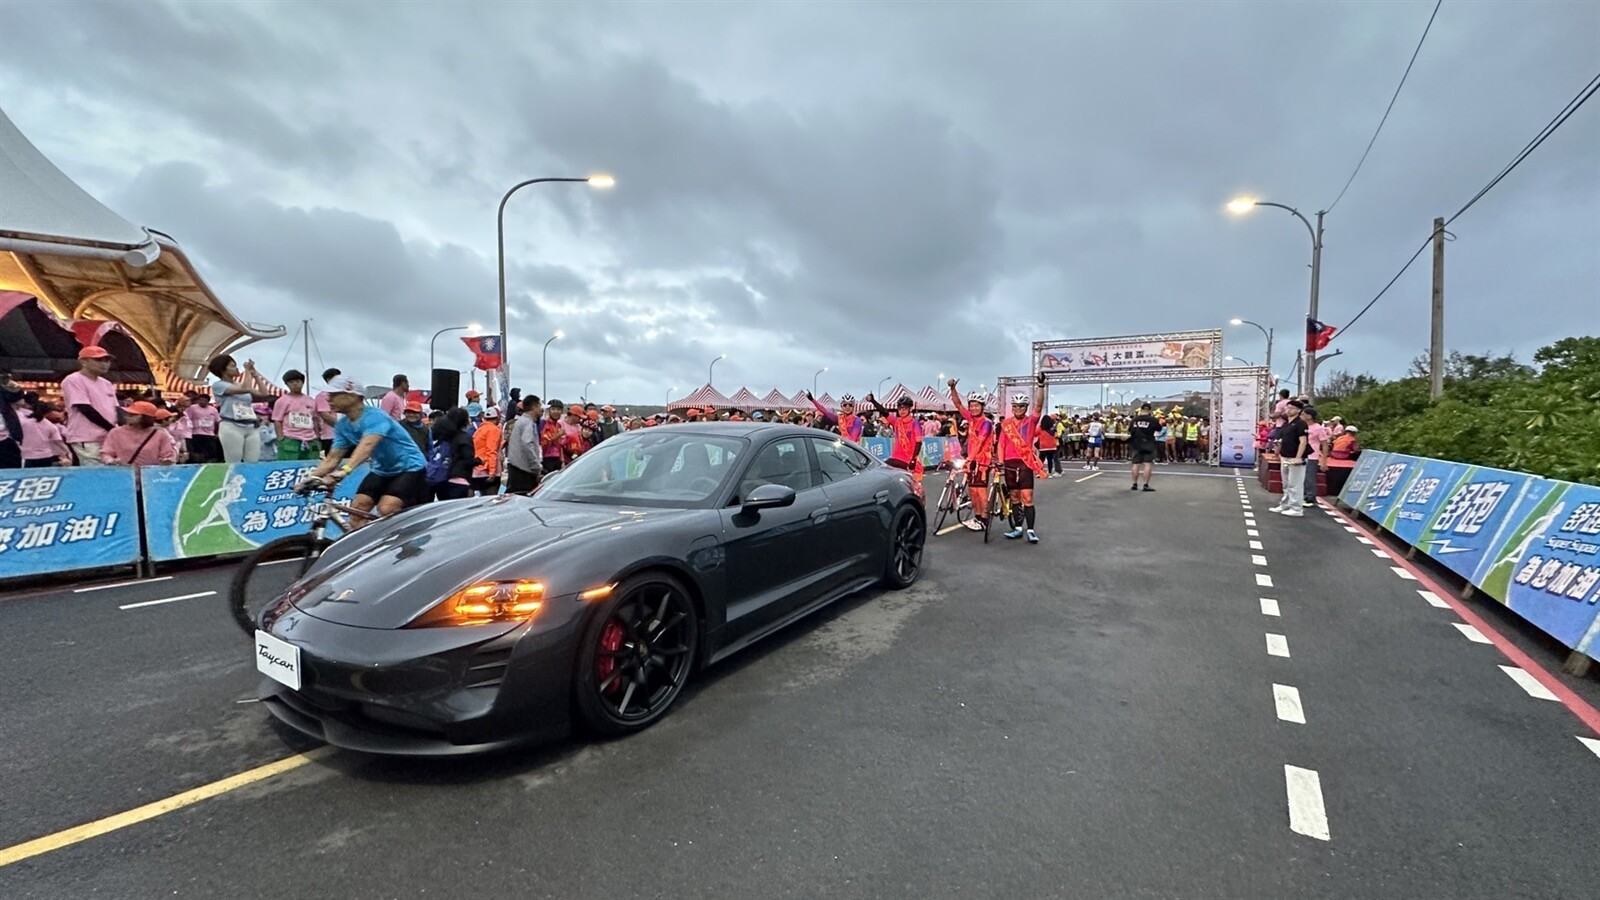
407 580 545 628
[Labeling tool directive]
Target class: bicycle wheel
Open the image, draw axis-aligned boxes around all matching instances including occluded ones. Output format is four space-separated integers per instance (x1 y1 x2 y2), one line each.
932 479 954 533
983 483 1003 544
228 534 331 636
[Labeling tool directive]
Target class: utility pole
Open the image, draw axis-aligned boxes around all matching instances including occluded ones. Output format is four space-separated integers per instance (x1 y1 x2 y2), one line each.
1303 210 1326 403
1429 216 1445 400
302 319 311 380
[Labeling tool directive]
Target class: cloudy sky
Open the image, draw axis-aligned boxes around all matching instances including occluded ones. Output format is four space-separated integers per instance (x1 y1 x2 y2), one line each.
2 0 1595 408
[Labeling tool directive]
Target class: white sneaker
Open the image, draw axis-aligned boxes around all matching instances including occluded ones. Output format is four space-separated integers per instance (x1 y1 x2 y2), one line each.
1279 509 1304 517
1082 464 1092 470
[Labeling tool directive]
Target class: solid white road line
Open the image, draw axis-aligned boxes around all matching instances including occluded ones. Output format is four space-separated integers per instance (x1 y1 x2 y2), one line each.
1371 548 1391 558
1075 472 1102 483
1256 573 1274 588
118 591 216 611
1499 665 1560 701
1578 736 1600 759
1417 590 1450 608
74 576 174 594
1249 540 1264 550
1266 633 1290 657
1452 623 1492 644
1391 567 1416 580
1355 536 1373 545
1273 684 1306 724
1247 529 1260 537
1284 766 1330 841
1252 555 1268 566
1260 598 1281 617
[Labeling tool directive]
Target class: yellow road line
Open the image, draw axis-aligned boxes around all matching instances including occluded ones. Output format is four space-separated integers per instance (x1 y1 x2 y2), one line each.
1075 472 1103 483
935 522 968 536
0 746 334 868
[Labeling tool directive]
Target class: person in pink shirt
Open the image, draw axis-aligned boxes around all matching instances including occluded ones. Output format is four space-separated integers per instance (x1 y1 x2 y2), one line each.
15 394 72 467
380 374 409 421
271 369 322 460
184 391 222 462
101 401 179 468
166 398 193 463
60 345 120 466
314 367 341 453
1300 406 1332 509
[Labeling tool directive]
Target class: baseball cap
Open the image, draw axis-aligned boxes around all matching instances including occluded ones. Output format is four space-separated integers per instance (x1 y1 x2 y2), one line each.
125 400 173 419
601 405 615 412
1139 402 1152 410
326 375 366 396
404 400 423 413
77 345 111 360
465 389 481 399
484 407 500 418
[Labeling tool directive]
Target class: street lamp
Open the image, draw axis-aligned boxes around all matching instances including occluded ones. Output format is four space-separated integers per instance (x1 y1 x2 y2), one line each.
813 367 829 395
497 174 614 384
708 354 726 387
541 330 563 400
1227 196 1325 401
581 379 597 404
877 376 893 397
1229 317 1274 383
1224 354 1255 366
665 386 677 410
429 322 480 373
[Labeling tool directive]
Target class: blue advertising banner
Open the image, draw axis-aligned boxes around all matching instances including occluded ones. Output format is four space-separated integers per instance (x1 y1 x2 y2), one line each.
1409 465 1541 589
0 468 141 580
1338 451 1389 507
1382 458 1471 547
1472 480 1600 655
1354 454 1421 522
862 438 891 461
140 461 367 562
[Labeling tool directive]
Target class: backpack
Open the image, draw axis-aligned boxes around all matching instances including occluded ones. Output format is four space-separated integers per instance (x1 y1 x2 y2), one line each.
425 437 454 486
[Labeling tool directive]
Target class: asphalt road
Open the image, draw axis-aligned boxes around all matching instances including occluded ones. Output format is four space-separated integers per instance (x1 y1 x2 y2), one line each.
3 463 1597 899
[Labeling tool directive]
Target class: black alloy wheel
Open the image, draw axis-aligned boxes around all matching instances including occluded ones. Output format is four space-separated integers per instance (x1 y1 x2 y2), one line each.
574 572 700 736
882 505 925 589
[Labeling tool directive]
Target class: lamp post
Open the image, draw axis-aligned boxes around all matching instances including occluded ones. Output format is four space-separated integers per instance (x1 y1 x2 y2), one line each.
708 354 726 388
541 330 563 400
429 323 480 373
497 174 613 386
1227 197 1324 401
665 386 677 411
1228 317 1274 385
1224 354 1255 366
877 376 892 397
813 367 828 395
581 379 597 404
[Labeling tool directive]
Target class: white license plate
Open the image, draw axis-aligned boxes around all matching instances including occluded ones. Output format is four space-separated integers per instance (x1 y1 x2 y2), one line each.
254 629 301 691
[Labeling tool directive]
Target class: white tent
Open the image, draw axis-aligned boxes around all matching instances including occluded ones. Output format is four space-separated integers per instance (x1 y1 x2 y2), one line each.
0 106 283 382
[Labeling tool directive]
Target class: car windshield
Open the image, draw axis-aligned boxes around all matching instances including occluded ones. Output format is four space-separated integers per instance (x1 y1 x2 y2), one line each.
536 431 746 508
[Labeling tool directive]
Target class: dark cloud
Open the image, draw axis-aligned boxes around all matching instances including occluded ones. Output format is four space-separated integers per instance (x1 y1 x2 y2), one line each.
0 0 1593 405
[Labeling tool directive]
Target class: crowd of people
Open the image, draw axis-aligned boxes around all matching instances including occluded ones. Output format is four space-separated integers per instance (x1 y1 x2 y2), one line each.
1257 388 1363 517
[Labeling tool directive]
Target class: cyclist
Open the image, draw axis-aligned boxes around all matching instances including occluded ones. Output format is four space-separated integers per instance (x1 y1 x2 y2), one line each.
805 390 864 442
301 376 428 529
864 392 924 481
999 373 1049 543
947 378 994 527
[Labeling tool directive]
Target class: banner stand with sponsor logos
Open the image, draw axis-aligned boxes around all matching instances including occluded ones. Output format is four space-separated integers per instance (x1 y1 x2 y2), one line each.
1338 452 1600 666
139 461 369 563
0 468 143 581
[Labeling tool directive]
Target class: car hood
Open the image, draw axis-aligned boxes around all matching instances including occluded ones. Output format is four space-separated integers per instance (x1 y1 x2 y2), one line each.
288 497 685 629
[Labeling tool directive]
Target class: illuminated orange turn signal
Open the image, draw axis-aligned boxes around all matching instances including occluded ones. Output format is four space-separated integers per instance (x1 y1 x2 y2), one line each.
579 584 616 601
408 580 545 628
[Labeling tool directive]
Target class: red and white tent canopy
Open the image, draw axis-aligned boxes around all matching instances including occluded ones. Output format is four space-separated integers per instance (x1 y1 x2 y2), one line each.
670 384 732 410
761 389 792 409
789 390 810 409
879 383 914 408
917 385 953 411
727 387 763 409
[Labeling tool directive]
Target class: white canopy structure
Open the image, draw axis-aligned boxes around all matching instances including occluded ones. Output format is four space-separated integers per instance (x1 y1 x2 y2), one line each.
0 106 283 383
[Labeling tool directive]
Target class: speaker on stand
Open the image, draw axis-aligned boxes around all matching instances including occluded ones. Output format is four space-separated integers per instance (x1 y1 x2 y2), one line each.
429 368 461 411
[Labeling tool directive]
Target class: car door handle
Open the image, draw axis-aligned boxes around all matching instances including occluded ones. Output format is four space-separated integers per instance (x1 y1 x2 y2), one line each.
874 491 889 503
810 507 831 522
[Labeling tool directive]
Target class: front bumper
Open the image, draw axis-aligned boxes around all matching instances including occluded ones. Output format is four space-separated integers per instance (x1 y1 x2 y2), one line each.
257 606 583 756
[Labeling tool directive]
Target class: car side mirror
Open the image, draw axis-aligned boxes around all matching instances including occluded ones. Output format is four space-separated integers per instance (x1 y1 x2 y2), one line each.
741 483 796 512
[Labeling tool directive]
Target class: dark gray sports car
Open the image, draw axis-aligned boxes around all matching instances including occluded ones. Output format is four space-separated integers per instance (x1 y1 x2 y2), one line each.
245 423 925 755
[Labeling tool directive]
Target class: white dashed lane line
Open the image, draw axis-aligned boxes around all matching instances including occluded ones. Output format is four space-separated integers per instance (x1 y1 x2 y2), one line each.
1579 737 1600 759
74 576 173 594
1499 665 1560 701
118 591 217 611
1390 567 1416 580
1284 765 1330 841
1417 590 1450 608
1252 555 1269 566
1452 623 1493 644
1256 573 1274 588
1260 598 1280 617
1266 633 1290 657
1370 548 1391 558
1249 540 1264 550
1247 528 1260 537
1355 536 1374 545
1273 684 1307 724
1343 526 1359 533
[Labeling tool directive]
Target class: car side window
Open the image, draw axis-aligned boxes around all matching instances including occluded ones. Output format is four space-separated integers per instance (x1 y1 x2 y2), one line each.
734 438 816 502
811 437 870 483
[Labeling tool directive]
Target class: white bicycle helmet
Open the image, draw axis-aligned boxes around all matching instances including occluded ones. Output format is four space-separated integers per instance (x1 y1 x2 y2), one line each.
1010 392 1030 405
966 391 987 403
839 394 855 404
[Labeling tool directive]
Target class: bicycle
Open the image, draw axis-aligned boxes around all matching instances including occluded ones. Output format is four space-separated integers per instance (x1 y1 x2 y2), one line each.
227 475 376 636
931 458 977 534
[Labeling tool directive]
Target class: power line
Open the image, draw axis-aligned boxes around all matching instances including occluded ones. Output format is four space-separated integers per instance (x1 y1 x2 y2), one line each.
1333 68 1600 341
1325 0 1444 213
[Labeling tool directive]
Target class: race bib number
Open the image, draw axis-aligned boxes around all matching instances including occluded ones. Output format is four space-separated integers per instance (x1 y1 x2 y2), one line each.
287 411 314 431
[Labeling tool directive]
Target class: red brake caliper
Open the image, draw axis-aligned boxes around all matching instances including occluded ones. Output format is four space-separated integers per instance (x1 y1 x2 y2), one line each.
597 620 625 695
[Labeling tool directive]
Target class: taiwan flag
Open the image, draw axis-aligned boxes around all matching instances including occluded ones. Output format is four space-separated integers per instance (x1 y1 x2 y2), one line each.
462 335 502 370
1306 318 1337 352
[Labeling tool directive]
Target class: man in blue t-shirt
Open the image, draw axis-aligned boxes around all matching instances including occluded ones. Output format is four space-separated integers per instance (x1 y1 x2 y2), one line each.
304 376 428 528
